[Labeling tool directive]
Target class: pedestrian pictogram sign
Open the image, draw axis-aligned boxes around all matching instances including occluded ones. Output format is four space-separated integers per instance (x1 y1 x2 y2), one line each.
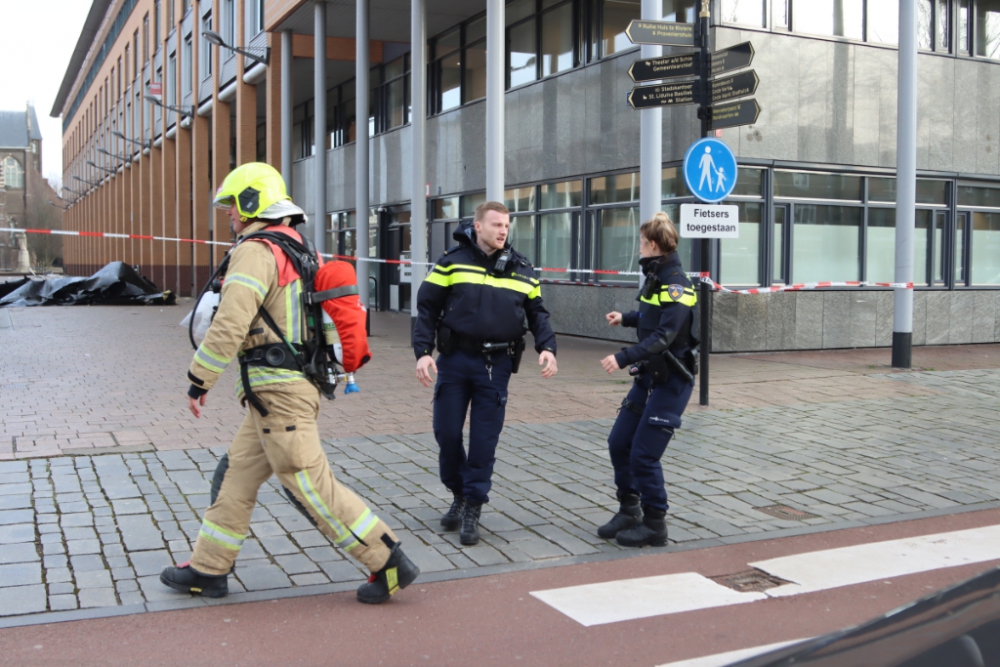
682 137 738 204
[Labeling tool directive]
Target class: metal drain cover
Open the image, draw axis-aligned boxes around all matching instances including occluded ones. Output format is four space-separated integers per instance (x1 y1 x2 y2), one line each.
756 504 819 521
711 569 791 593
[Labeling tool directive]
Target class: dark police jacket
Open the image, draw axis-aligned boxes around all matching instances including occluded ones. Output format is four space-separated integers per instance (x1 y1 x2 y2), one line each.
413 221 557 359
613 252 698 371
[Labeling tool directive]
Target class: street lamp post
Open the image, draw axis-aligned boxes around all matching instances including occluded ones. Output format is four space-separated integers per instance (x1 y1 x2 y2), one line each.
202 29 270 66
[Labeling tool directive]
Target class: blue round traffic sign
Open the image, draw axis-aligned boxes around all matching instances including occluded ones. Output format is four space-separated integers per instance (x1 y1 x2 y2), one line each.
683 138 738 204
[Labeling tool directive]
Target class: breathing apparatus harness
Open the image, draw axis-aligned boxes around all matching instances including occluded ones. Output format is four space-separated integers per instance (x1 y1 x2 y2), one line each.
189 225 349 417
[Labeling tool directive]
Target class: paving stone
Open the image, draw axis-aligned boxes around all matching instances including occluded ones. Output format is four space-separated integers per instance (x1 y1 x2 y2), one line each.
111 498 149 515
117 514 165 552
45 567 72 584
235 562 292 591
0 495 32 511
70 554 106 572
75 569 113 589
318 560 364 583
0 543 39 564
128 549 171 577
290 572 330 586
66 539 102 556
274 554 319 575
137 575 182 602
47 582 75 595
0 523 35 545
78 588 118 609
62 527 97 542
258 535 300 556
289 530 330 549
0 562 42 586
0 510 34 526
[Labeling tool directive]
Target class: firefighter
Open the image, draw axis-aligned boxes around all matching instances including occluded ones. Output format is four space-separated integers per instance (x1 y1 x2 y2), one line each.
598 211 698 547
412 201 558 546
159 163 418 603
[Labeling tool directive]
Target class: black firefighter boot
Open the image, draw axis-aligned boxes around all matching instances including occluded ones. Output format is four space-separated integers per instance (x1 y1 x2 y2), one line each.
460 500 482 546
159 561 229 598
356 541 421 604
615 505 668 548
440 491 466 531
596 493 643 539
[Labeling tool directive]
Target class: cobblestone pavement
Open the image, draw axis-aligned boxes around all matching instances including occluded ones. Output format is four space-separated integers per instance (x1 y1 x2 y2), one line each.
1 368 999 622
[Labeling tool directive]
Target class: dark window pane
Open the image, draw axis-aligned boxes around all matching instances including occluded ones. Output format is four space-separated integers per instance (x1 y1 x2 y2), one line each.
386 78 406 129
792 0 864 39
505 186 536 213
434 197 460 220
541 3 575 76
731 167 764 197
774 171 863 200
467 16 486 42
385 55 406 80
465 42 487 102
602 0 640 57
661 167 690 199
720 0 764 26
792 205 862 282
436 27 460 57
461 193 486 217
590 172 640 205
540 180 582 209
439 52 461 111
509 18 538 87
977 0 1000 58
869 177 946 204
868 0 898 43
958 185 1000 207
507 0 535 25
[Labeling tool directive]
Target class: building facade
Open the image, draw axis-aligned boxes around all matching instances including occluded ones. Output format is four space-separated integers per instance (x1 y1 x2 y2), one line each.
0 105 51 272
56 0 1000 350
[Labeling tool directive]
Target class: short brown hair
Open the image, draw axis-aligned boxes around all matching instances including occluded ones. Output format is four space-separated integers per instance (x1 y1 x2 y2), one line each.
640 211 679 254
474 201 510 222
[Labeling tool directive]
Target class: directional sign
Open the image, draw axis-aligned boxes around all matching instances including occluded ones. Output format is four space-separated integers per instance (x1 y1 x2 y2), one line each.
708 70 759 104
625 20 697 47
708 99 761 130
627 80 700 109
629 52 700 83
683 137 738 204
709 42 755 77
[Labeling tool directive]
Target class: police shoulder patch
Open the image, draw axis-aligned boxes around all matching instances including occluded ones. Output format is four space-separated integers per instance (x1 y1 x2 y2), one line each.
666 284 684 301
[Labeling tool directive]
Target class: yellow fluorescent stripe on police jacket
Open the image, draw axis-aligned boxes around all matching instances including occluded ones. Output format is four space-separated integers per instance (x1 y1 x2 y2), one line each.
424 264 541 299
640 286 698 307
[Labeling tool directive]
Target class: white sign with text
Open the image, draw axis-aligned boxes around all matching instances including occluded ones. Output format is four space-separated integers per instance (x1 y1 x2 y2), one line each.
680 204 740 238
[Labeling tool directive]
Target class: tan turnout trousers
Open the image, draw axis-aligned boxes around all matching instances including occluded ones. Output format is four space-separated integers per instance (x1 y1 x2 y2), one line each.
190 381 397 576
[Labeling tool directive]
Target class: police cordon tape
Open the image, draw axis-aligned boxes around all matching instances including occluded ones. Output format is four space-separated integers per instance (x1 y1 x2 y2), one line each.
1 227 914 292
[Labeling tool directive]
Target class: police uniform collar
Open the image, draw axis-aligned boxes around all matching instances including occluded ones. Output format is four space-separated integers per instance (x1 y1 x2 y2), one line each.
237 219 288 240
639 252 681 275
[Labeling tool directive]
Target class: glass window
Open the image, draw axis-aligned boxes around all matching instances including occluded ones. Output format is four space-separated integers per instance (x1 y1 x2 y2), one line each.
936 0 950 51
461 193 486 217
465 42 487 102
773 0 789 28
774 171 863 200
540 180 582 209
868 0 899 43
731 167 764 197
959 0 972 54
182 37 192 97
434 197 460 220
662 0 695 22
509 18 538 87
386 78 406 130
791 0 864 39
958 185 1000 207
438 52 462 111
869 178 948 205
866 209 933 285
436 27 460 56
3 157 24 189
599 207 641 278
507 0 536 25
919 0 934 49
793 204 862 282
505 186 536 213
720 0 764 26
540 212 573 278
601 0 640 57
661 167 690 199
467 16 486 42
541 3 575 77
590 172 639 205
972 212 1000 284
718 202 762 285
509 215 537 264
978 0 1000 58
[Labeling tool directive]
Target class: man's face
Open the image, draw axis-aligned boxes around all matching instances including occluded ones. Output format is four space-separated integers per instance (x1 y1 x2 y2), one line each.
474 210 510 252
228 203 249 235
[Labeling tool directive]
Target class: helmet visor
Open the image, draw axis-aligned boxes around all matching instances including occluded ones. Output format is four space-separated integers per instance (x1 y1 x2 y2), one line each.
213 193 236 210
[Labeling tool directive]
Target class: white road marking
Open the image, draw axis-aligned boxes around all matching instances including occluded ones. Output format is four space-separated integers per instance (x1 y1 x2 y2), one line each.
654 639 808 667
752 523 1000 597
531 524 1000 627
529 573 765 627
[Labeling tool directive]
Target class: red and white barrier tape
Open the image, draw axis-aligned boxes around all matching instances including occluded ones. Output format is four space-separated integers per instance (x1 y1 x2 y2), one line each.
1 227 913 291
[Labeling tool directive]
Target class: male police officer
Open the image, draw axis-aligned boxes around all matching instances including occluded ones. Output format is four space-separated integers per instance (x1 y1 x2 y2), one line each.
413 201 558 545
160 163 418 603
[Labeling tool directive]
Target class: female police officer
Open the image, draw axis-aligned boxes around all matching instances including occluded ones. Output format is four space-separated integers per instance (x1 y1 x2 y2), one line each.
598 212 699 547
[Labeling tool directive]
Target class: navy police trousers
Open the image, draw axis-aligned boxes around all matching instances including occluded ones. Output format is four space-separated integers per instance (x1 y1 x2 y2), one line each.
433 348 512 504
607 372 693 511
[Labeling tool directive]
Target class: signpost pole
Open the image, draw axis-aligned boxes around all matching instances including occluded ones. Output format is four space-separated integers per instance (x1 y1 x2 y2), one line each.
697 0 711 406
640 0 662 227
892 0 916 368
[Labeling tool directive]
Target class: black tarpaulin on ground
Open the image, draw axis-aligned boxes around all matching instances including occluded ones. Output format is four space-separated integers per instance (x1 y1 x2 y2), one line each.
0 262 176 307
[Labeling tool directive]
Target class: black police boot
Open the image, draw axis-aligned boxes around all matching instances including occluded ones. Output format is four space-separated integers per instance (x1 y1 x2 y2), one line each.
615 505 668 548
459 500 482 546
356 542 421 604
440 492 466 531
597 493 643 539
159 561 229 598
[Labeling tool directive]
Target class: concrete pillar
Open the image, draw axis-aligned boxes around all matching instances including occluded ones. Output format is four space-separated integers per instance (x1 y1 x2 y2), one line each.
314 0 327 253
211 0 231 266
265 31 283 172
162 124 178 293
280 30 293 196
410 0 427 304
356 0 370 308
640 0 662 225
485 0 504 201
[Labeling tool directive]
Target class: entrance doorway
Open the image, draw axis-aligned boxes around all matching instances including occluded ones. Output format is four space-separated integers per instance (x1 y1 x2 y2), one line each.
379 207 412 312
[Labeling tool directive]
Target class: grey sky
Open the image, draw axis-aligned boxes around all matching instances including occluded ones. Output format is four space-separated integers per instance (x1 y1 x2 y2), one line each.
0 0 92 187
